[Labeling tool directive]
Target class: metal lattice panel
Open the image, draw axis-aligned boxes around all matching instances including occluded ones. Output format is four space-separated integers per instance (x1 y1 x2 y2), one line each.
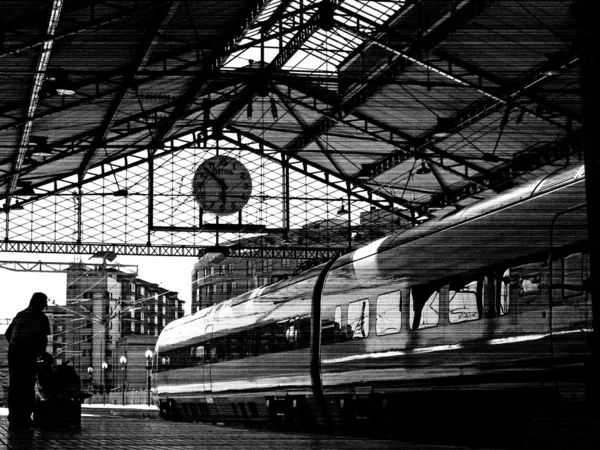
0 0 589 259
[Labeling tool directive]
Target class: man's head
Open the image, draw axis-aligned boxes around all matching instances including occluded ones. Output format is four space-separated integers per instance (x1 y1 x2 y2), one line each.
29 292 48 311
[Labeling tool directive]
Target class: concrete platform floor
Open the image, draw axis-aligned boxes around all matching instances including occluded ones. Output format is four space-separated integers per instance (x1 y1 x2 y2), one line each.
0 407 428 450
2 404 600 449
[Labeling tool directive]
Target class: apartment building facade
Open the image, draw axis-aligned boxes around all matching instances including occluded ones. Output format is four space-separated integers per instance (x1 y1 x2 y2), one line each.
48 263 184 391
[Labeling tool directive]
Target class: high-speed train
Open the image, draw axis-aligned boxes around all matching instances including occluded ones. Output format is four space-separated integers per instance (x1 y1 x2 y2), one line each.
153 164 592 433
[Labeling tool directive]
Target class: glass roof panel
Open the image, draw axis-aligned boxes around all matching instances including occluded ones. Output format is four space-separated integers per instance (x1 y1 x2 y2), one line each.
223 0 405 73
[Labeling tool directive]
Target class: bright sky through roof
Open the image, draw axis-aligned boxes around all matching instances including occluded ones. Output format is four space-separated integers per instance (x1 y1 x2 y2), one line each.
223 0 403 71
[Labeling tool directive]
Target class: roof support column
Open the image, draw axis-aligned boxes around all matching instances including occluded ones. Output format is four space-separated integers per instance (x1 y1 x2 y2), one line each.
574 0 600 404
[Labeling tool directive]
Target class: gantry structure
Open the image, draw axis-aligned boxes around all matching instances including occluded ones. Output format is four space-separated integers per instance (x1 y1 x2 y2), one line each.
0 0 598 264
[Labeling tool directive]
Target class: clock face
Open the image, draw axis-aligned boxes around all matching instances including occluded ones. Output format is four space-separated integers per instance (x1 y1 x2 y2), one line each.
192 156 252 216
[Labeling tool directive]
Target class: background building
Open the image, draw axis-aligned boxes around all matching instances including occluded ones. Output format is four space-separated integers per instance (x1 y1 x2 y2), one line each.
191 235 311 312
50 263 185 391
190 212 407 312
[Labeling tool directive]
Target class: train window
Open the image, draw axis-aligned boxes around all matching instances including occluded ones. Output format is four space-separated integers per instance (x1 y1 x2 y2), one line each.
376 291 401 336
209 346 218 362
519 271 541 297
347 299 369 339
195 346 205 361
499 269 510 315
321 318 335 345
563 253 589 299
320 306 344 345
449 280 480 324
409 288 439 330
334 306 342 331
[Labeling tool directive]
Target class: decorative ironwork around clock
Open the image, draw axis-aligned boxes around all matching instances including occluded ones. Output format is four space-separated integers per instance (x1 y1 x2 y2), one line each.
192 155 252 216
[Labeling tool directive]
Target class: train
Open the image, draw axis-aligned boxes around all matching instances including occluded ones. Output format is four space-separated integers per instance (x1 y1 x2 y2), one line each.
152 164 593 436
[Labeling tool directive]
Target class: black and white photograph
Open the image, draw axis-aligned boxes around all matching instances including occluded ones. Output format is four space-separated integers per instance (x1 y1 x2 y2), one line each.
1 1 599 448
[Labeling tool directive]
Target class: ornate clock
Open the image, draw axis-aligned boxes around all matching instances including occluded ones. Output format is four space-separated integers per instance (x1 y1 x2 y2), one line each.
192 155 252 216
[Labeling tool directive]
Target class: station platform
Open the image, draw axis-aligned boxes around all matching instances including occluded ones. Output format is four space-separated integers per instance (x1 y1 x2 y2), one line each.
0 406 427 450
1 404 600 449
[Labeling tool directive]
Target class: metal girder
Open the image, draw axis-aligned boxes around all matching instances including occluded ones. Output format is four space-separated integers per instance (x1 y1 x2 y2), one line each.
5 0 64 211
154 0 269 143
277 80 489 191
210 0 334 131
272 88 346 174
8 138 185 210
337 20 576 131
78 1 181 181
0 1 269 202
224 126 415 223
0 260 137 273
0 240 341 260
0 1 173 61
272 1 498 195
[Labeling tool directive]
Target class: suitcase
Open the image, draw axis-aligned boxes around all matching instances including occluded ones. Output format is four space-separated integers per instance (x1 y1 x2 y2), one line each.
33 394 89 429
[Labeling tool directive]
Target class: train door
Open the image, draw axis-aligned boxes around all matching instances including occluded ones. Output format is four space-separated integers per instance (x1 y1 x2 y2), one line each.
550 251 592 400
549 204 591 400
513 262 549 336
203 325 214 398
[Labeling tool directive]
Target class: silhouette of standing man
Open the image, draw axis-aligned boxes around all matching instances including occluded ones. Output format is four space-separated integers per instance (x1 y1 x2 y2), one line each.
5 292 50 429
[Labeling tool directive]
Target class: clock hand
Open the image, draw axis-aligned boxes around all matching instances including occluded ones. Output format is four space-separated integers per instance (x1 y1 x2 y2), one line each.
201 166 230 207
219 180 227 204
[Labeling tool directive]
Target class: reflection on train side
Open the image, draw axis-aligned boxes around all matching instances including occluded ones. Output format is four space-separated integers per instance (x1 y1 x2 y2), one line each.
158 250 589 373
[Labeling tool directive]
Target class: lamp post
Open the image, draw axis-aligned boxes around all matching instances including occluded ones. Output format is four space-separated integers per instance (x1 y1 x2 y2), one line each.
145 349 153 406
87 366 93 404
101 362 108 404
119 355 127 406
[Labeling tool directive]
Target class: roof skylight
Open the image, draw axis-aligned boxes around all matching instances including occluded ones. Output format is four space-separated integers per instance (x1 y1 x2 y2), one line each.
223 0 404 75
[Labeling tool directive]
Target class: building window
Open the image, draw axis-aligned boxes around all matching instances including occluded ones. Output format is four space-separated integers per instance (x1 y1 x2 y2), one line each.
228 263 235 273
246 260 253 275
141 325 145 334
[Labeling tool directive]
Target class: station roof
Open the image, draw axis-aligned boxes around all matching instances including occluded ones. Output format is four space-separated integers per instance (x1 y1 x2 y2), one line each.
0 0 586 256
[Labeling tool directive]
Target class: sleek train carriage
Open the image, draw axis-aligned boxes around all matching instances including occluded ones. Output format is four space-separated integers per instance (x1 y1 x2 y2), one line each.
153 165 592 435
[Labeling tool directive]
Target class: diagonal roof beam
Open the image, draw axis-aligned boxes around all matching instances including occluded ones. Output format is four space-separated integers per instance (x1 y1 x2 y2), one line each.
210 1 346 132
278 0 497 184
0 1 173 61
272 87 345 174
77 1 180 180
280 73 486 179
4 0 64 211
150 0 270 144
223 126 415 224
